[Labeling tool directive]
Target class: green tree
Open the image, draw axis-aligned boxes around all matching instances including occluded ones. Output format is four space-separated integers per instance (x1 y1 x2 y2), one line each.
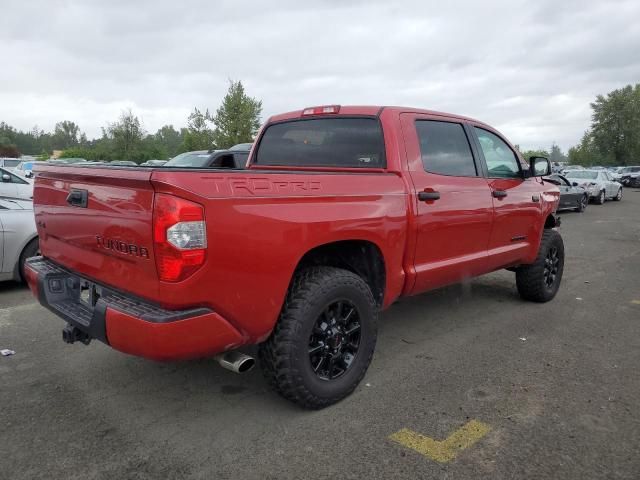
568 131 603 167
52 120 81 150
0 143 20 157
516 145 549 161
589 84 640 165
548 143 567 164
211 80 262 149
105 109 145 161
180 108 215 151
154 124 184 157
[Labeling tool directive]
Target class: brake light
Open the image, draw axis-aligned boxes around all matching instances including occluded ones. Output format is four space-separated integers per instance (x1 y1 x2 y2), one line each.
153 194 207 282
301 105 340 116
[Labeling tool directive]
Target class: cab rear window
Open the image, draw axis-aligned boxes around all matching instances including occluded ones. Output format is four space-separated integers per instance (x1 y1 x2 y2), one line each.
255 118 385 168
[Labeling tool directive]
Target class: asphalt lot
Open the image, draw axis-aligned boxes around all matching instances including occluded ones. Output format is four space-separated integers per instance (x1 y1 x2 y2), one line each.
1 192 639 480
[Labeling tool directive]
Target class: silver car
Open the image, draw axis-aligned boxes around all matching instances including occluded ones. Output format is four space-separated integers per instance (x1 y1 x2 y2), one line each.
0 168 33 200
0 198 39 282
564 169 623 204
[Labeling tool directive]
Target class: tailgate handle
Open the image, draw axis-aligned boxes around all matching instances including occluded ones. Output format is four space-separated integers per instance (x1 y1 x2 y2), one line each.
66 189 88 208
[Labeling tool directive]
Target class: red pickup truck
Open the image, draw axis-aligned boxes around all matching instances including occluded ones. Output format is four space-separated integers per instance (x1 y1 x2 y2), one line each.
25 105 563 409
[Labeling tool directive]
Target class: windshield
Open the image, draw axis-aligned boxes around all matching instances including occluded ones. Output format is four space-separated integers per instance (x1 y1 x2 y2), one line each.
164 151 213 167
621 166 640 173
565 171 598 179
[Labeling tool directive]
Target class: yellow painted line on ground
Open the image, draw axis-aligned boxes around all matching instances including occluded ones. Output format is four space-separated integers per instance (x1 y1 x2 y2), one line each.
389 420 491 463
631 300 640 305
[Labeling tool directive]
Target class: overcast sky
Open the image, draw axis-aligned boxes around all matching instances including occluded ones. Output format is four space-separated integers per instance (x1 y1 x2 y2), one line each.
1 0 639 151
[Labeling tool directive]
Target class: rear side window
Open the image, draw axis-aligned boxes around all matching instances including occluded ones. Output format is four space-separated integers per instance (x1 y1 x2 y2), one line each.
255 118 385 168
2 159 20 168
415 121 477 176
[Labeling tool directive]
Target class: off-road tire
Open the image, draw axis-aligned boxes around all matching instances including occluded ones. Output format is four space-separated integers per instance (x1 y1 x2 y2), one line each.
516 230 564 303
613 188 623 202
595 190 605 205
259 266 378 409
18 238 39 282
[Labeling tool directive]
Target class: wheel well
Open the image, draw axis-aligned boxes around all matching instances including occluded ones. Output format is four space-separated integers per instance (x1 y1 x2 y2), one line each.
544 214 558 229
294 240 386 306
14 236 39 281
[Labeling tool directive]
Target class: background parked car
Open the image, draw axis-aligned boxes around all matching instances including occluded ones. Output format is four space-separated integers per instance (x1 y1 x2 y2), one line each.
109 160 138 166
14 160 36 178
544 174 589 212
164 147 249 169
140 159 167 166
0 168 33 200
229 142 253 151
617 166 640 187
564 169 623 204
560 165 584 175
48 158 88 165
0 197 38 282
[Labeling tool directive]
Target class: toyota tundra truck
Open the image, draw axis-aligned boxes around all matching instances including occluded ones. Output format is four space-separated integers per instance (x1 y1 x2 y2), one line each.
25 105 563 409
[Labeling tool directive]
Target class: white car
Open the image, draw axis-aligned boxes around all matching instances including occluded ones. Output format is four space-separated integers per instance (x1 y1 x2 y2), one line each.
0 168 33 200
564 169 623 204
0 197 38 282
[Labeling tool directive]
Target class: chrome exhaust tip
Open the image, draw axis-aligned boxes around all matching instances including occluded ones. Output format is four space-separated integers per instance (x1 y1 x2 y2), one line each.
215 351 255 374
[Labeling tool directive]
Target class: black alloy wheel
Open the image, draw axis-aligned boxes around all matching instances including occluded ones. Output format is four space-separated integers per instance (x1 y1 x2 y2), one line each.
543 246 560 289
308 300 361 381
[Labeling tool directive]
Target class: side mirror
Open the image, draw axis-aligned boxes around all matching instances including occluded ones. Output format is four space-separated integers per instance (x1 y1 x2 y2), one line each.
572 182 579 187
25 171 33 178
1 173 11 183
528 156 551 177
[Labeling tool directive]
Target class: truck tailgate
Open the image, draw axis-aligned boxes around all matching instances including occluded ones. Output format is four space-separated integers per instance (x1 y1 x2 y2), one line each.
33 165 159 300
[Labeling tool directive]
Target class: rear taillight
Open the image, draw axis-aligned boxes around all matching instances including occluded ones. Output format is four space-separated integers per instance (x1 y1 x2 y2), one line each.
153 194 207 282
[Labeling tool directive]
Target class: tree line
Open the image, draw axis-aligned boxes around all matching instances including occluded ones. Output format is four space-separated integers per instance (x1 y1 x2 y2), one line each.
568 83 640 167
2 81 638 167
0 80 262 163
513 83 640 167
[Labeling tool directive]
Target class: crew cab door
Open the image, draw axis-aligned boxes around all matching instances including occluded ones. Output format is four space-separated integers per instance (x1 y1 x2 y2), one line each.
602 171 617 196
469 125 543 269
400 114 494 294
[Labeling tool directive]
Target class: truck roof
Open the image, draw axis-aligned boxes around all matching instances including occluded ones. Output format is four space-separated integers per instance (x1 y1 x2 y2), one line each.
268 105 489 126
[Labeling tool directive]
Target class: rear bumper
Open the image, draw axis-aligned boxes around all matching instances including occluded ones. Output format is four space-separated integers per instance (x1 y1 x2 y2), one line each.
24 257 244 361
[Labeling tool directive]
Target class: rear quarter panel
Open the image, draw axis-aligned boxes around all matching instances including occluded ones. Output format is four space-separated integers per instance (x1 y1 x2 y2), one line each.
150 170 408 342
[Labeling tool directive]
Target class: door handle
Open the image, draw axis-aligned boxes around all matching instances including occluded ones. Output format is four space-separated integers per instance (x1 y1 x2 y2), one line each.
492 190 508 198
418 191 440 201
